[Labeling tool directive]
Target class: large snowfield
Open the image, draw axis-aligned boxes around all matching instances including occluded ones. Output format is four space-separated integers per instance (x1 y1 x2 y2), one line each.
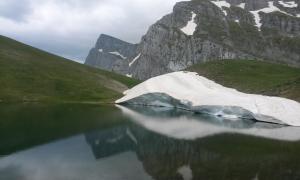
116 71 300 126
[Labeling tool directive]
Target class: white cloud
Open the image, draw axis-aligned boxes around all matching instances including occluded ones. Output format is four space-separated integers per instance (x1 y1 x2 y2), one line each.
0 0 182 62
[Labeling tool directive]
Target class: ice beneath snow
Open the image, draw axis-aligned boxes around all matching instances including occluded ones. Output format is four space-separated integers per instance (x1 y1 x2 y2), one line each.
278 1 298 8
116 71 300 127
211 0 231 16
180 11 197 35
109 51 127 59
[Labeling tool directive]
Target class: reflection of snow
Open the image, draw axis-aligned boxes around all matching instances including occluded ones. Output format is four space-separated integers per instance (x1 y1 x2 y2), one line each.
106 135 123 143
126 128 138 144
95 139 100 145
117 105 300 141
177 165 193 180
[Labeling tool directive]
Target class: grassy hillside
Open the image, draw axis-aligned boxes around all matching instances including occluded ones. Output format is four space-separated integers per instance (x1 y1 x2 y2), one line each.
188 60 300 102
0 35 139 103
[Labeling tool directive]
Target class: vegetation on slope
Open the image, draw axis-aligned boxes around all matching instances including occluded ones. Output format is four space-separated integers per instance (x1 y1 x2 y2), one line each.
0 35 139 103
187 60 300 102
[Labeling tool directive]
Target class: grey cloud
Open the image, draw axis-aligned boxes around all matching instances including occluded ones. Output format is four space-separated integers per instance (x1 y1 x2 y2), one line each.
0 0 31 22
0 0 182 63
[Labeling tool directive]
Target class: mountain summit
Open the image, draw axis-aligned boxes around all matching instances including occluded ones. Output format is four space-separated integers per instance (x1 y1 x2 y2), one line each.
85 34 138 75
86 0 300 80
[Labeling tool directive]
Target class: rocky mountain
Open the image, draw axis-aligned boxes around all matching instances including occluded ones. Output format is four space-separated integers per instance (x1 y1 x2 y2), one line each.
86 0 300 80
85 34 138 75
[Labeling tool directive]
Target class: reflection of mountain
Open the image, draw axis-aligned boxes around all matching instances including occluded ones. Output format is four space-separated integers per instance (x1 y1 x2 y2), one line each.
85 126 136 159
85 121 300 180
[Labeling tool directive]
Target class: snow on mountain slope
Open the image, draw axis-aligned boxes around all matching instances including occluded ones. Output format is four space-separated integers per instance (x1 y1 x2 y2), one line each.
180 11 198 35
211 0 231 16
250 1 296 30
109 51 127 59
278 1 298 8
116 71 300 126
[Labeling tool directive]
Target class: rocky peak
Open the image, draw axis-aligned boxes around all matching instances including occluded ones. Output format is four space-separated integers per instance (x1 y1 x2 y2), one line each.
86 0 300 80
95 34 137 58
129 0 300 79
85 34 138 75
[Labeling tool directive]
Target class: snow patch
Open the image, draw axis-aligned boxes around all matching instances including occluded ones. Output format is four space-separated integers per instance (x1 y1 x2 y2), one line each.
129 53 141 67
237 2 246 9
98 49 103 53
109 51 127 59
235 19 240 23
180 11 198 35
250 1 294 31
297 14 300 17
211 0 231 16
126 74 133 78
278 1 298 8
116 71 300 126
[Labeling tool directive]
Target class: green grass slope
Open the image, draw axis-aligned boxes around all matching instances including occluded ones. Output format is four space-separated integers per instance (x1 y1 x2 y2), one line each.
188 60 300 102
0 35 139 103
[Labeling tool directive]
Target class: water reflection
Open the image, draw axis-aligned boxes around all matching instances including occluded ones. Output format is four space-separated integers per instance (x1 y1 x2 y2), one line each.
0 104 300 180
84 116 300 180
118 105 300 141
0 135 153 180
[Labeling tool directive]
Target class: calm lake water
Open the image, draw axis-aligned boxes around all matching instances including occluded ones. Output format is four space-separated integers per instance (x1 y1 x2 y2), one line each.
1 103 300 180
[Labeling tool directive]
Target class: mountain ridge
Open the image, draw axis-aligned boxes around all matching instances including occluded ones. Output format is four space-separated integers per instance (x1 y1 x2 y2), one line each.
86 0 300 80
85 34 138 75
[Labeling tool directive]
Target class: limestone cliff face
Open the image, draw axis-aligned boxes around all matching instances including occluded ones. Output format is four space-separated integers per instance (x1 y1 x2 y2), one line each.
86 0 300 80
85 34 137 75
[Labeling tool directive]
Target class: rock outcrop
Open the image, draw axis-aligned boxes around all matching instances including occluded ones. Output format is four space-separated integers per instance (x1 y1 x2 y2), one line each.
85 34 138 75
86 0 300 80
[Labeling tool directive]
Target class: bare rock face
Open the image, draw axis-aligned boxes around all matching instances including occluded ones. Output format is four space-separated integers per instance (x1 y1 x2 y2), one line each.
86 0 300 80
85 34 138 75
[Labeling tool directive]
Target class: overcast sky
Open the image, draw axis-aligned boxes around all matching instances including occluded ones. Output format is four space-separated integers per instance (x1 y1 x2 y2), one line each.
0 0 182 63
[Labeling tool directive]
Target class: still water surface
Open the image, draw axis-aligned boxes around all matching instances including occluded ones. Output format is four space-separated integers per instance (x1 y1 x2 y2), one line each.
0 103 300 180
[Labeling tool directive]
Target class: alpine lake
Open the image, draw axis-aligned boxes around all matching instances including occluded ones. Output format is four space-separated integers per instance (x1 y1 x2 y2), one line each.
1 103 300 180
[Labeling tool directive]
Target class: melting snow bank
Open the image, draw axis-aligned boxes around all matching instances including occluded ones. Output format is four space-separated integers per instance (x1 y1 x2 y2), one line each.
116 71 300 126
